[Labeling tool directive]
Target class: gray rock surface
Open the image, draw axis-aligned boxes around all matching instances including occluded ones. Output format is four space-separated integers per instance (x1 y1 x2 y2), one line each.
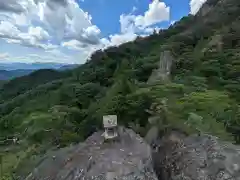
153 131 240 180
145 126 159 146
147 50 173 84
24 127 158 180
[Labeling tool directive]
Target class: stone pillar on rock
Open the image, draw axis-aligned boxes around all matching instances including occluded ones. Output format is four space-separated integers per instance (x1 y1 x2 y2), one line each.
103 115 118 140
147 50 174 84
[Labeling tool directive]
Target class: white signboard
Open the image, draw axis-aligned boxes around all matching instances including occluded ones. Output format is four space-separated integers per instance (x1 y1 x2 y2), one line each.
103 115 117 128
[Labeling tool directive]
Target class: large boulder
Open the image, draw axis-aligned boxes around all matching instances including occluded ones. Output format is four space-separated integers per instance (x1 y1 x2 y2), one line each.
24 127 158 180
153 131 240 180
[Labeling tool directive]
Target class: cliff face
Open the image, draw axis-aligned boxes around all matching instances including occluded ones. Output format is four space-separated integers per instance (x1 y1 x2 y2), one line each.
23 127 158 180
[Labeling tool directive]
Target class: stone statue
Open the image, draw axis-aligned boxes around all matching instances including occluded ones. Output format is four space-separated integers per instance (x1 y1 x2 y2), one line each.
103 115 118 140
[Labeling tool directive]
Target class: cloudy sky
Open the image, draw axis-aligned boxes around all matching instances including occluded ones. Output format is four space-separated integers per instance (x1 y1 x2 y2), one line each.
0 0 206 64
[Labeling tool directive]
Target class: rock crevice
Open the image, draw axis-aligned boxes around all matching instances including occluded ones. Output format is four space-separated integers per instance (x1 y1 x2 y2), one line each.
152 131 240 180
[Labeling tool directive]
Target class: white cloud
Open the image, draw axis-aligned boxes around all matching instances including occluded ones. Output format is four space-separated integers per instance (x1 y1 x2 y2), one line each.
28 26 50 41
100 38 110 47
108 33 137 47
38 0 68 37
190 0 207 15
144 27 155 34
2 51 76 64
0 21 21 39
0 21 54 50
0 0 26 13
0 52 9 59
82 25 101 43
49 0 95 41
0 0 39 25
40 43 58 50
134 0 170 27
0 0 101 48
106 0 169 48
5 39 22 44
119 0 169 34
131 6 137 13
0 0 107 63
12 13 30 26
77 0 169 50
62 39 82 50
61 37 107 62
0 0 171 64
120 14 136 34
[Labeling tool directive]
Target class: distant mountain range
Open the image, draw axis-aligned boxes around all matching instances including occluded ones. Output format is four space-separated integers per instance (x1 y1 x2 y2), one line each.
0 62 79 80
0 62 78 71
0 69 35 80
58 64 79 71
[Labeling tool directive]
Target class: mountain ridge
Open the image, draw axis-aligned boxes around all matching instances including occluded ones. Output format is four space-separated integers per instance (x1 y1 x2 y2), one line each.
0 62 78 71
0 63 79 80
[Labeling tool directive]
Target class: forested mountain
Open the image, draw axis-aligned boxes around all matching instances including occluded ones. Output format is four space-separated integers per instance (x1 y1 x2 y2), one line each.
0 63 78 80
0 0 239 178
0 62 74 71
0 69 34 80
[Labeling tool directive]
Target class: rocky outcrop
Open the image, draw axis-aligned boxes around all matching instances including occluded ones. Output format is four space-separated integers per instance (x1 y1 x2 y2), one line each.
202 34 223 54
24 127 158 180
20 125 240 180
153 131 240 180
147 51 174 84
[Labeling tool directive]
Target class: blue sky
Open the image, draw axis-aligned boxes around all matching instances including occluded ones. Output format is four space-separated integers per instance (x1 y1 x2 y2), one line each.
79 0 190 36
0 0 206 64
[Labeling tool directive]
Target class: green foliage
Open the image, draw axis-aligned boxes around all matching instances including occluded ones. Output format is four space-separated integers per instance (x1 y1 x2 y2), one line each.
0 69 65 103
148 84 235 141
175 91 234 140
20 105 84 146
0 175 13 180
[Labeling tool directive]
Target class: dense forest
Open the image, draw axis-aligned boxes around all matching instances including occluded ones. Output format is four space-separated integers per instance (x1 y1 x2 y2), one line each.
0 0 240 178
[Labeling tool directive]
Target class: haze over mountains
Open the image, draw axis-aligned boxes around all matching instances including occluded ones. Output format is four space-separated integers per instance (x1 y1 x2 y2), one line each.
0 63 79 80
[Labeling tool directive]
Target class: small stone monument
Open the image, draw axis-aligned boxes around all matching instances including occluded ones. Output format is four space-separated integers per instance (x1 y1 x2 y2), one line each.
103 115 118 140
